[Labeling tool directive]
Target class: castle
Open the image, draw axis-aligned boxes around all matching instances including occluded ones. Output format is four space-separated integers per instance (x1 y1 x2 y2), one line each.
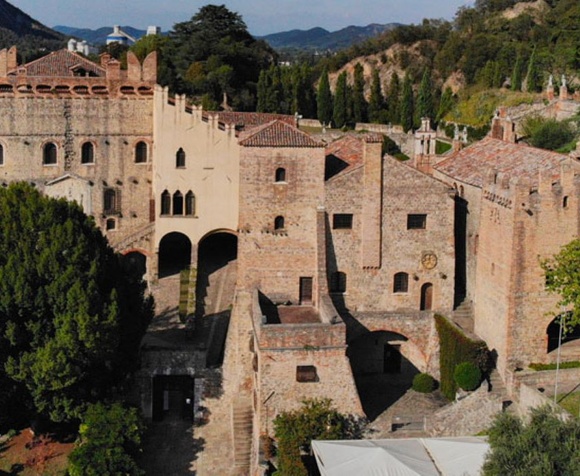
0 46 579 471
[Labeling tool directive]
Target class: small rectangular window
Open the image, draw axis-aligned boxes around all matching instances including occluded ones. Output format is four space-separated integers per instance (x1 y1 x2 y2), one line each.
296 365 318 383
407 214 427 229
333 213 353 229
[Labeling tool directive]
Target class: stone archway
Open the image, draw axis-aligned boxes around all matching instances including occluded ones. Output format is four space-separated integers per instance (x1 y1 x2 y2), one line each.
158 232 192 278
122 250 148 279
547 316 580 357
347 330 422 420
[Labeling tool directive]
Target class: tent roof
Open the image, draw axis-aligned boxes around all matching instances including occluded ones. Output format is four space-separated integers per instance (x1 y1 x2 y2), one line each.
312 437 489 476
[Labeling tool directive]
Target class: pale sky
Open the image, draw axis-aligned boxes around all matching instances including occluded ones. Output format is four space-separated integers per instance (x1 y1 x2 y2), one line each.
9 0 473 36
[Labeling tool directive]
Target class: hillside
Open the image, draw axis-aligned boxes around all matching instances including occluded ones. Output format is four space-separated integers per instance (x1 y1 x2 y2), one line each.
53 25 148 45
258 23 401 51
0 0 66 61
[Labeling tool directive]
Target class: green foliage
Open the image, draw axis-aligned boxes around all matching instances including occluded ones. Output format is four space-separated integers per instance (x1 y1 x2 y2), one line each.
386 72 401 125
400 73 414 132
525 47 542 93
333 71 348 129
68 402 145 476
454 362 482 391
436 140 452 154
412 373 436 393
542 239 580 332
529 361 580 371
274 398 359 476
317 67 333 126
368 68 386 123
483 406 580 475
0 183 153 424
416 69 435 124
435 314 489 400
510 54 523 92
523 117 575 151
352 63 367 123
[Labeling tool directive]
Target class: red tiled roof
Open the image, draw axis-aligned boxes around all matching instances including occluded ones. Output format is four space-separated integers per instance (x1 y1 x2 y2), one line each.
325 135 365 171
14 50 105 77
238 120 324 148
203 111 295 129
434 136 566 187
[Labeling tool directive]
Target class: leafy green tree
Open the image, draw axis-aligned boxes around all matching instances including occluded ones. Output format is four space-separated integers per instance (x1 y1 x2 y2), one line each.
0 183 153 424
317 67 333 126
352 63 367 123
368 68 386 123
292 64 316 118
400 73 415 132
416 69 435 124
387 72 401 125
543 238 580 331
511 53 523 91
68 402 145 476
525 46 541 93
162 5 275 109
522 117 574 151
436 86 455 122
333 71 348 129
483 406 580 476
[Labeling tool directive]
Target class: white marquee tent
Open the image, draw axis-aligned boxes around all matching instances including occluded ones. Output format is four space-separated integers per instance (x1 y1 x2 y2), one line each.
312 437 489 476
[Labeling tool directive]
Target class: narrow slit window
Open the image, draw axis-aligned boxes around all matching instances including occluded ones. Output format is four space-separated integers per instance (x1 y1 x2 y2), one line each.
81 142 94 164
176 148 186 168
135 141 147 163
173 191 184 215
393 272 409 293
43 143 57 165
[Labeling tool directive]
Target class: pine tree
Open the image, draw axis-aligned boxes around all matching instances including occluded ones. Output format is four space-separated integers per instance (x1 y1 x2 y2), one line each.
317 67 333 126
400 73 414 133
511 54 522 91
352 63 368 123
333 71 348 129
368 68 385 123
416 69 434 124
437 86 455 123
387 72 401 125
526 47 541 93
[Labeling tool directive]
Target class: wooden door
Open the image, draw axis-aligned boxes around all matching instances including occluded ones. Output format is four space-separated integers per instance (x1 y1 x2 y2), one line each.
299 277 313 305
420 283 433 311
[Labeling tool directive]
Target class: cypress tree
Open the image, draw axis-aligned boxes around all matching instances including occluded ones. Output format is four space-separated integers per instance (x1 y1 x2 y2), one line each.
333 71 348 129
416 69 434 124
436 86 455 123
526 47 541 93
256 69 268 113
511 54 522 91
352 63 367 123
387 72 401 125
317 67 333 126
400 73 414 133
368 68 385 123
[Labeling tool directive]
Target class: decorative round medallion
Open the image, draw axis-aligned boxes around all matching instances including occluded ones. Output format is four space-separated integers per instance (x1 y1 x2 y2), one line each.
421 252 438 270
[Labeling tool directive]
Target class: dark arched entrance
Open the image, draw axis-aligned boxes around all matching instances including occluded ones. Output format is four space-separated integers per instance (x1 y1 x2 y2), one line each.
158 232 192 278
122 251 147 278
196 231 238 367
420 283 433 311
347 330 420 420
547 316 580 354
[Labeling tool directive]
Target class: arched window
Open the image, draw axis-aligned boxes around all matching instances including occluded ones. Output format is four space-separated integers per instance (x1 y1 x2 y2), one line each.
275 167 286 182
160 190 171 215
135 141 147 163
393 272 409 293
185 191 195 216
43 142 57 165
176 148 186 168
563 196 569 208
0 143 4 166
330 271 347 293
173 190 184 215
81 142 94 164
103 188 117 214
274 216 285 230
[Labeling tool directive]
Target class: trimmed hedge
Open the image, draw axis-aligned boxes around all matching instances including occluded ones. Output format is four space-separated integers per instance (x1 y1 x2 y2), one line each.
435 314 489 400
412 373 436 393
529 361 580 371
454 362 481 391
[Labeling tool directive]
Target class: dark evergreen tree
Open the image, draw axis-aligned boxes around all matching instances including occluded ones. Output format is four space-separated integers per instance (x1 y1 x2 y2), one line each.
317 67 333 126
526 47 541 93
256 69 269 112
368 68 386 123
0 183 153 424
333 71 348 129
400 73 415 132
416 69 435 123
292 64 316 118
387 72 401 125
511 53 523 91
437 86 455 123
352 63 368 123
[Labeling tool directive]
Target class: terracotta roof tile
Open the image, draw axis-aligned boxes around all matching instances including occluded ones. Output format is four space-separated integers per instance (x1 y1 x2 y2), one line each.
238 120 324 148
203 111 295 130
324 133 383 179
434 137 566 187
14 49 105 77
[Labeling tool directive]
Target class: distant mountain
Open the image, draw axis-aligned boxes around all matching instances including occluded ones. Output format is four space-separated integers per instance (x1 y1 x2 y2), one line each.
53 25 148 45
258 23 403 51
0 0 66 60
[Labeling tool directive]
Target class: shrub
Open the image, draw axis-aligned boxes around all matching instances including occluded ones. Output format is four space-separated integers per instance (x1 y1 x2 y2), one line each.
412 373 436 393
454 362 482 391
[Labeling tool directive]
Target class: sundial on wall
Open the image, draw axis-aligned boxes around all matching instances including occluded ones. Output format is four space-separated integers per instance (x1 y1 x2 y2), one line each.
421 252 438 270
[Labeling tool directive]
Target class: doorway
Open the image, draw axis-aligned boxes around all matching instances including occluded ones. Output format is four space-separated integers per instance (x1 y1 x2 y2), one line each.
299 277 313 305
420 283 433 311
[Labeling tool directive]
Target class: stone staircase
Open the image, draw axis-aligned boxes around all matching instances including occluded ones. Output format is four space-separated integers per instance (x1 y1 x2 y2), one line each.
453 299 475 335
232 397 253 474
109 222 155 252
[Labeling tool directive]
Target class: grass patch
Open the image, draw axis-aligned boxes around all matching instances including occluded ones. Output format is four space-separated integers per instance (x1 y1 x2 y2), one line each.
436 140 452 154
558 391 580 417
529 361 580 371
